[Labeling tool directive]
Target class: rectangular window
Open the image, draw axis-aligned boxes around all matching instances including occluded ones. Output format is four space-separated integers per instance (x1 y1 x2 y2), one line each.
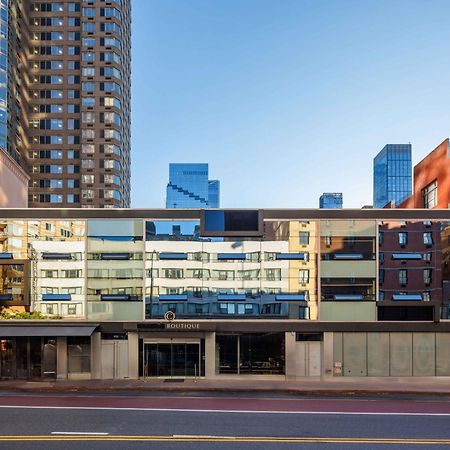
423 232 433 245
398 232 408 246
399 269 408 286
422 180 438 209
299 231 310 245
423 269 432 285
298 269 309 284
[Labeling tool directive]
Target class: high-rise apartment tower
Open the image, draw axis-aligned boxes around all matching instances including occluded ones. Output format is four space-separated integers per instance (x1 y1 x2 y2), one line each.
2 0 131 208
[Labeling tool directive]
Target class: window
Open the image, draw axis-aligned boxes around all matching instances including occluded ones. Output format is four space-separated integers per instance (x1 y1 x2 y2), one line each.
68 3 81 12
82 52 95 62
423 232 433 245
265 269 281 281
82 82 95 92
398 232 408 246
422 291 431 302
423 269 432 285
100 7 121 19
378 231 383 245
82 8 95 17
82 144 95 154
399 269 408 286
68 32 80 41
82 174 95 184
82 160 95 169
423 252 432 262
299 269 309 284
299 231 310 245
379 269 385 284
82 67 95 77
82 112 95 123
82 22 96 32
67 17 81 26
62 270 81 278
82 97 96 107
422 180 437 209
67 119 80 129
82 38 96 47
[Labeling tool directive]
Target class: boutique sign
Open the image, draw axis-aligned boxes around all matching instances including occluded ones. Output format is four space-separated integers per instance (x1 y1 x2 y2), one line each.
165 322 200 330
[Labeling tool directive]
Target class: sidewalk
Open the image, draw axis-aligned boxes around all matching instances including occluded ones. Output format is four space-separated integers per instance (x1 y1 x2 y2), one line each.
0 377 450 396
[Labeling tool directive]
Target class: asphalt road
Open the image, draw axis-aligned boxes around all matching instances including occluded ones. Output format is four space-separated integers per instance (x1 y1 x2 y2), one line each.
0 392 449 449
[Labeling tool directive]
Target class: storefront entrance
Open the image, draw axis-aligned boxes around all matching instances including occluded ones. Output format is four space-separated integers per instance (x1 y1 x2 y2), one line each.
143 340 201 378
0 337 56 379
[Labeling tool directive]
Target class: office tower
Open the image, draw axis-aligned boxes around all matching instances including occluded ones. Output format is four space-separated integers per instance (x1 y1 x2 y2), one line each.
319 193 343 209
1 0 131 208
373 144 412 208
166 163 220 208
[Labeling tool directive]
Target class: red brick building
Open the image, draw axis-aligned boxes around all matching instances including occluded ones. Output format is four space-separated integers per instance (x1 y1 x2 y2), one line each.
399 139 450 209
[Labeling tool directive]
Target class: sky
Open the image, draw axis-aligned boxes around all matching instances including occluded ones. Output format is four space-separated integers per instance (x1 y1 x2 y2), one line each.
131 0 450 208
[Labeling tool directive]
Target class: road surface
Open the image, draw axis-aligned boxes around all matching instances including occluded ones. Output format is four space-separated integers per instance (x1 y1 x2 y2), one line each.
0 392 448 448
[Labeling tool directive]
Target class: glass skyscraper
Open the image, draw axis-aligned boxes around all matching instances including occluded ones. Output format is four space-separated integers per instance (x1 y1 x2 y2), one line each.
373 144 412 208
166 163 220 208
319 193 343 208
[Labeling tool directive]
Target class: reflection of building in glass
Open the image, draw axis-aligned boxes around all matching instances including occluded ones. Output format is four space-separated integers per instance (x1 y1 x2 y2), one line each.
0 210 450 381
319 193 343 209
166 164 220 208
378 221 442 321
373 144 412 208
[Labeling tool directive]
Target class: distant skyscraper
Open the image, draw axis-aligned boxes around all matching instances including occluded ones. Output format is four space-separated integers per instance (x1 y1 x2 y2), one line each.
373 144 412 208
166 163 220 208
319 193 343 208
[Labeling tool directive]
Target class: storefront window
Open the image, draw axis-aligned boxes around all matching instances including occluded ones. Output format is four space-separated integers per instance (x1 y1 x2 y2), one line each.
67 336 90 374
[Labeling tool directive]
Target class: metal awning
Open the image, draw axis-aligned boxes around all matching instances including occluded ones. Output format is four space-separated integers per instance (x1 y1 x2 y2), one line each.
0 325 98 337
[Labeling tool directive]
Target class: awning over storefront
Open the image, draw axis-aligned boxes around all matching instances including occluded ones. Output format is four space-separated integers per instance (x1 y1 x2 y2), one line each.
0 325 98 337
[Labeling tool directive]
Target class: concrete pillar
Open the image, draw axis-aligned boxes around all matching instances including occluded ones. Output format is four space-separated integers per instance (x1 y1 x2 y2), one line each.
127 332 139 379
56 336 67 380
322 332 334 379
90 332 102 379
205 332 216 378
285 331 297 380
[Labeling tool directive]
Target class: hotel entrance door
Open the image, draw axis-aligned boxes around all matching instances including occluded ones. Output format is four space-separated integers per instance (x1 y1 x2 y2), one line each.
143 341 200 378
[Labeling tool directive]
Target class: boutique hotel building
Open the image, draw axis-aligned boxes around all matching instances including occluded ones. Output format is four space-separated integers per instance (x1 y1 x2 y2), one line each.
0 208 449 380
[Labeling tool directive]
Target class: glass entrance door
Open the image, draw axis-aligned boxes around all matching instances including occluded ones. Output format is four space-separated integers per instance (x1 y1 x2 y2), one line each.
144 342 200 378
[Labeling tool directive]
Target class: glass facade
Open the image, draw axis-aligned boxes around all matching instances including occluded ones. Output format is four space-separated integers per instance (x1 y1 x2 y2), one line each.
373 144 412 208
319 193 343 208
0 211 448 323
166 163 220 208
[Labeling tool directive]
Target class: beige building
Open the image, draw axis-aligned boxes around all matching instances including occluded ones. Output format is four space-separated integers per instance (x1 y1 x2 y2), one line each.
0 150 29 208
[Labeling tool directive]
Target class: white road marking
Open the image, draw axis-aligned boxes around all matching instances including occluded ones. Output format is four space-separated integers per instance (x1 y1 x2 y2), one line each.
51 432 109 435
0 405 448 416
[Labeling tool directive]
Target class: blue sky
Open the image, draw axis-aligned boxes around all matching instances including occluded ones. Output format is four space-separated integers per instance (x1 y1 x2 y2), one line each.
131 0 450 208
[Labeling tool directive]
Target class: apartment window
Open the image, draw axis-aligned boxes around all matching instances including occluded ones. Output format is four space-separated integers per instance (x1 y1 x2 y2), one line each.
423 269 432 286
41 270 58 278
100 51 121 64
67 119 80 130
299 231 310 245
68 3 81 12
68 32 80 41
67 165 79 174
299 269 309 284
82 175 95 184
423 232 433 246
82 38 96 47
378 231 383 245
62 270 81 278
82 129 95 139
82 67 95 77
101 37 121 50
164 269 183 279
67 61 80 70
422 180 438 209
82 112 95 123
101 22 121 33
82 190 94 199
399 269 408 286
82 8 96 17
67 104 80 113
398 232 408 246
82 97 96 107
67 90 80 99
67 17 81 26
101 67 121 79
82 52 95 62
422 291 431 302
67 75 80 84
379 269 385 284
423 252 432 262
82 82 96 92
100 7 121 19
81 160 95 169
102 97 121 108
68 46 80 56
82 144 95 154
265 269 281 281
67 136 80 144
82 23 96 32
